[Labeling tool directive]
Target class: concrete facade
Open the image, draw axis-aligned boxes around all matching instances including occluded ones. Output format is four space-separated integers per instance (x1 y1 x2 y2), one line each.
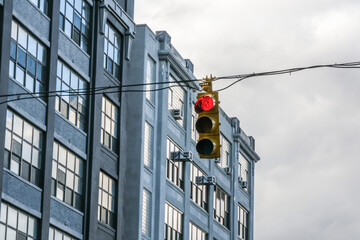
124 25 260 240
0 1 259 240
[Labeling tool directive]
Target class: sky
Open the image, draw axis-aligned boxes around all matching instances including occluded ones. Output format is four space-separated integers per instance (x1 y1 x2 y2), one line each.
134 0 360 239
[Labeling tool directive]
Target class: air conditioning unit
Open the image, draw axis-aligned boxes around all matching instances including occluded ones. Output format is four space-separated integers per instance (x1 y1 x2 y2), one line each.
238 176 243 183
241 181 248 188
170 151 193 162
196 176 216 185
225 167 231 175
214 158 220 163
173 109 183 120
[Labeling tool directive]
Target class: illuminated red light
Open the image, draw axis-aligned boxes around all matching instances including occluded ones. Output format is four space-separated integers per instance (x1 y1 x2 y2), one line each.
195 96 214 113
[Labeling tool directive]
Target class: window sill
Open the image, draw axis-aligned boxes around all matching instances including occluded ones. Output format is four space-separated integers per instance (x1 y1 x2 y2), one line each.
9 77 47 107
165 179 185 195
3 168 42 192
190 200 208 216
59 29 90 58
50 195 84 216
54 111 88 137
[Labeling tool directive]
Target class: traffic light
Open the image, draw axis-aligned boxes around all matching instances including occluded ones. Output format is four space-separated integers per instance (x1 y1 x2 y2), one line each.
195 76 220 159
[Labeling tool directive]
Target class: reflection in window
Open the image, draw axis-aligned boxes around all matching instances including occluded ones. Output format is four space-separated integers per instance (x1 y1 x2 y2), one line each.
189 222 207 240
146 57 155 102
218 134 231 169
103 23 121 79
10 21 47 98
213 185 230 229
191 102 198 142
190 164 208 211
55 60 87 131
0 202 38 239
141 189 151 237
51 142 85 211
164 202 183 240
98 171 116 228
101 97 118 152
59 0 90 52
239 152 250 192
238 204 249 240
29 0 48 15
49 226 78 240
4 110 43 186
168 76 186 127
144 122 153 168
166 138 184 190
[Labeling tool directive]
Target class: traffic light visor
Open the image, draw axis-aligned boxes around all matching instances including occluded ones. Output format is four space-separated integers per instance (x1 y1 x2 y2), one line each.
195 96 214 113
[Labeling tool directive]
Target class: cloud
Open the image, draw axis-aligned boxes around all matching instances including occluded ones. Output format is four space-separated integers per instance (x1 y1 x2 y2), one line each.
135 0 360 239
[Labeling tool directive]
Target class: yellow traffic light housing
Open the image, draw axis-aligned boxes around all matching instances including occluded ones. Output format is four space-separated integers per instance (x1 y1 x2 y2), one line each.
195 76 220 159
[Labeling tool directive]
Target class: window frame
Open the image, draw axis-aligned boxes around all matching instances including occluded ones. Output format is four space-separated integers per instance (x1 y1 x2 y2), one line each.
141 188 152 237
59 0 91 52
101 96 119 153
238 204 249 240
4 109 43 187
144 121 154 169
166 138 184 190
98 171 116 228
0 202 39 239
164 202 183 240
51 141 85 211
190 163 208 211
213 185 230 229
55 60 88 131
103 22 122 79
10 20 47 99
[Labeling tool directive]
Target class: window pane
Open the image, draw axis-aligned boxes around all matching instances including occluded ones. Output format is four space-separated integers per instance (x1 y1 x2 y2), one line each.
18 27 27 48
7 207 17 228
28 35 37 57
18 212 28 233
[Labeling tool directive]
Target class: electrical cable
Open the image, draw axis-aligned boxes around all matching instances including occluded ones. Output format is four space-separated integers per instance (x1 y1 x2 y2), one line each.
1 61 359 104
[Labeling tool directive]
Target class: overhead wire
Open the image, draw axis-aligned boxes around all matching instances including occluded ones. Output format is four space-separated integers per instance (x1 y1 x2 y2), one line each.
1 61 360 104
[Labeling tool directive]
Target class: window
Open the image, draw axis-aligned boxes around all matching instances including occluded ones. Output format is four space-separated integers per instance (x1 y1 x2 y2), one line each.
213 185 230 229
190 164 208 211
59 0 90 52
98 171 116 228
144 122 153 168
142 189 151 237
101 97 118 153
55 60 87 131
4 110 43 186
164 202 183 240
218 134 231 169
49 226 78 240
238 205 249 240
103 23 121 79
238 153 250 192
168 75 186 127
0 202 38 240
146 57 155 102
189 222 207 240
10 21 47 98
29 0 48 15
51 142 85 211
166 138 184 190
191 102 198 142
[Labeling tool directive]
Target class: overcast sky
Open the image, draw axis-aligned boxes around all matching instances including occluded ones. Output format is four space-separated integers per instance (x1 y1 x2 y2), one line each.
134 0 360 239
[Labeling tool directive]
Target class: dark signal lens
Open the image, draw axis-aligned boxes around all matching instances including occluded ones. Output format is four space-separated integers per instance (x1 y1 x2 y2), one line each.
196 139 214 155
